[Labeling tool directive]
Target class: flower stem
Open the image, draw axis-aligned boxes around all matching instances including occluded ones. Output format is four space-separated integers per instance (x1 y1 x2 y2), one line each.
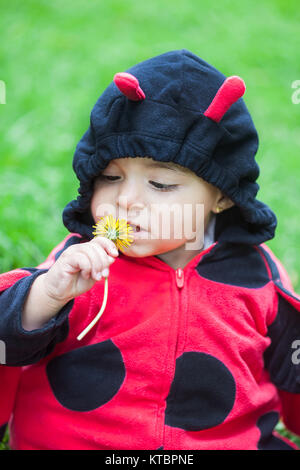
77 276 109 341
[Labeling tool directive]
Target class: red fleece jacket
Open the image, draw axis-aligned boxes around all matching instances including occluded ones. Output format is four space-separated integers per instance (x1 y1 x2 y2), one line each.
0 233 300 450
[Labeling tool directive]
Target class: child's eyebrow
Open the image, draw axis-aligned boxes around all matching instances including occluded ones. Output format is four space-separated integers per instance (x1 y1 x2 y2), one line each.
107 160 190 175
146 162 188 173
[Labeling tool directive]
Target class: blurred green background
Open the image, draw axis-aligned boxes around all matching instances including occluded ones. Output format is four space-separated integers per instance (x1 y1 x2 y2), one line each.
1 0 300 449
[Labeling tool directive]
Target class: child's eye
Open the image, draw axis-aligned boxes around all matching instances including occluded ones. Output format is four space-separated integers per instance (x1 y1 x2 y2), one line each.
149 181 178 191
99 175 177 192
99 175 120 181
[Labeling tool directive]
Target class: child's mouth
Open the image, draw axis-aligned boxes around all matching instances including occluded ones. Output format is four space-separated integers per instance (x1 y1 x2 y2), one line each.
133 225 144 234
128 222 142 232
129 223 149 239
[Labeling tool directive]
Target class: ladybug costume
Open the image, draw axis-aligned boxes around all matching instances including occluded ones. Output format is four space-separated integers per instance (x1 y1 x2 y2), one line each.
1 50 300 450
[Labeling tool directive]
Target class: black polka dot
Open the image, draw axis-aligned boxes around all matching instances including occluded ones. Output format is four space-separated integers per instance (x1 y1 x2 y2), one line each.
257 412 295 450
46 340 125 412
196 243 270 288
165 352 236 431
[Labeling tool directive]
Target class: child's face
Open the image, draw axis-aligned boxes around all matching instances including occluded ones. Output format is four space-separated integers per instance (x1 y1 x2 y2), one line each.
91 157 231 262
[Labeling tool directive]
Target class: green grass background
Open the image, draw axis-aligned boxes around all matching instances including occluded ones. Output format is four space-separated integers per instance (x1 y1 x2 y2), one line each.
1 0 300 450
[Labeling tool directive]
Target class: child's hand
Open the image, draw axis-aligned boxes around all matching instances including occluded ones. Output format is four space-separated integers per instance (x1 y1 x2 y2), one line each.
43 237 119 303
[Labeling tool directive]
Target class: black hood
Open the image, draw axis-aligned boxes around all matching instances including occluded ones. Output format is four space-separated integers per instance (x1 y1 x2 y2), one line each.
62 49 277 246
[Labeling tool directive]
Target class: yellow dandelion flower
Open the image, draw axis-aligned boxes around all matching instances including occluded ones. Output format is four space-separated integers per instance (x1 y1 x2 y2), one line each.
92 214 134 252
77 215 134 341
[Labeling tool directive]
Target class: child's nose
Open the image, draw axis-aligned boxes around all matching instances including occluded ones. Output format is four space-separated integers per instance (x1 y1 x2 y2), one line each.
117 180 145 210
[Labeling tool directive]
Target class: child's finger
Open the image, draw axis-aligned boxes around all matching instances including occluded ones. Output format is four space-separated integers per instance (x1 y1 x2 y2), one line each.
69 251 92 278
92 236 119 257
78 244 115 280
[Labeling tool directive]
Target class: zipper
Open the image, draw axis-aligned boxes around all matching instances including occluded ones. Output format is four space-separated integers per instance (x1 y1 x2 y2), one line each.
173 268 185 357
163 267 185 448
175 268 184 288
173 269 185 359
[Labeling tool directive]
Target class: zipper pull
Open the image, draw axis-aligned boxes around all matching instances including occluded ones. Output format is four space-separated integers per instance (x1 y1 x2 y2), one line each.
175 268 184 288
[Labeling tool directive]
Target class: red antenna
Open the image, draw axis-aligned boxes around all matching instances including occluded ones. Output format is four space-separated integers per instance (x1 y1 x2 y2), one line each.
204 76 246 123
113 72 145 101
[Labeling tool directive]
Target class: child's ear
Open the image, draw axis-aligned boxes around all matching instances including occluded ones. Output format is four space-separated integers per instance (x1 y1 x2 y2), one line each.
213 194 235 214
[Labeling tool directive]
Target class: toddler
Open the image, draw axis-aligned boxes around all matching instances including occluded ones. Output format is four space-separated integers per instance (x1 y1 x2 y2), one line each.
1 49 300 450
